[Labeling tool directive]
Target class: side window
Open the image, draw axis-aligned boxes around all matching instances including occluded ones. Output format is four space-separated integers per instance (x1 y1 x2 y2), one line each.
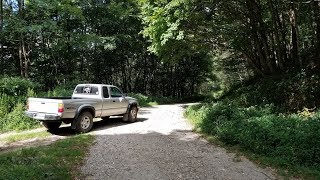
110 87 123 98
102 87 109 98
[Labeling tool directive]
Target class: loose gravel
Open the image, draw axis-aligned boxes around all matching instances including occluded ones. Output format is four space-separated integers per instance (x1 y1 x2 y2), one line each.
81 104 277 180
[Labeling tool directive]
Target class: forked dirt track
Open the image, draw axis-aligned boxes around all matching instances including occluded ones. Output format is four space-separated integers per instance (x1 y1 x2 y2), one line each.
81 104 277 180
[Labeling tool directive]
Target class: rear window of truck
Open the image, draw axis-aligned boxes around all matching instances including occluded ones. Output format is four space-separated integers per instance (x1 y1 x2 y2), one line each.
74 86 99 95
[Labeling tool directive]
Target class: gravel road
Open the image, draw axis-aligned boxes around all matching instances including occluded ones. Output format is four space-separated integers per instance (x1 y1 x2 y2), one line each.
81 104 276 180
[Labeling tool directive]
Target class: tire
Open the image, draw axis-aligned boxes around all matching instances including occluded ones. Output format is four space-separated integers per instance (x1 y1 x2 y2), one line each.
128 106 138 123
75 111 93 133
101 116 110 121
42 121 62 132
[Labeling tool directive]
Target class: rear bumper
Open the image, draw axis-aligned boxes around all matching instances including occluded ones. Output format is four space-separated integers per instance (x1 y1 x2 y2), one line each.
25 111 62 121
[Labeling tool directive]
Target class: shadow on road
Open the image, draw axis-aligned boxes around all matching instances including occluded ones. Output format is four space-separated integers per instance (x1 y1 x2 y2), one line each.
50 116 149 136
139 109 153 115
80 130 276 180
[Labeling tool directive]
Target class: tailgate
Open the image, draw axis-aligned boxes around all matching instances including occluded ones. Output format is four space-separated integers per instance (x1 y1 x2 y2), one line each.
28 98 61 114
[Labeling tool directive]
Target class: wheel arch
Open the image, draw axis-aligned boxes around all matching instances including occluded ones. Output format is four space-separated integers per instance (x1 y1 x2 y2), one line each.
126 102 138 114
75 105 95 119
71 105 95 130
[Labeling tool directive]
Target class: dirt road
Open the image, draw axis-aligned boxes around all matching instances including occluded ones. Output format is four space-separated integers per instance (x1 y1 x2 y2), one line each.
81 104 276 180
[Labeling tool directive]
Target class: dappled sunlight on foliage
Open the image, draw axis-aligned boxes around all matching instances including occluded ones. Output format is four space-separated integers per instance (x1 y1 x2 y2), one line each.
186 95 320 177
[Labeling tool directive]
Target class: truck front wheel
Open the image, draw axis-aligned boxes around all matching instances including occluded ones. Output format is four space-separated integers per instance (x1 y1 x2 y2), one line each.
75 111 93 133
42 121 62 132
128 106 138 123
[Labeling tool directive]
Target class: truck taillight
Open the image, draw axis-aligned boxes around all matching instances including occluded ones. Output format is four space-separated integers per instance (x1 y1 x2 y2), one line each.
58 103 64 113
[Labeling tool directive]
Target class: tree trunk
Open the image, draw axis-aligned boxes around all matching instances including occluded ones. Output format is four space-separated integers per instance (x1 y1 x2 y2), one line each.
313 0 320 56
18 0 27 78
246 0 276 75
279 12 289 63
0 0 3 71
289 1 300 67
19 41 24 77
268 0 285 70
22 39 29 78
243 52 264 76
255 0 275 74
0 0 2 29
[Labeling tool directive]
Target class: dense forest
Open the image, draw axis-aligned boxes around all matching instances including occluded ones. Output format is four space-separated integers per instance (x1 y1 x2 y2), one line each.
0 0 212 97
1 0 320 97
1 0 320 177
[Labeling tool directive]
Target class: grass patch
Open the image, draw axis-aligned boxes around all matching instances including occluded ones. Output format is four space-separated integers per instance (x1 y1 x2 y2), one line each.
0 131 51 144
185 102 320 179
0 135 94 179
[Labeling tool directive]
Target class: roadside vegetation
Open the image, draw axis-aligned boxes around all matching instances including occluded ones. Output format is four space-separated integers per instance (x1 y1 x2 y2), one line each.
185 73 320 178
129 93 206 107
0 77 75 133
0 131 51 144
0 135 93 179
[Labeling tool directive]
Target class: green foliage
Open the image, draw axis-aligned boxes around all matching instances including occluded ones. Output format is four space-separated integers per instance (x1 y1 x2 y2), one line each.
0 77 41 132
0 77 38 97
0 135 94 179
188 72 320 176
129 93 207 107
46 86 74 97
0 94 15 118
0 103 40 133
129 93 158 107
1 0 212 98
186 100 320 178
223 73 320 112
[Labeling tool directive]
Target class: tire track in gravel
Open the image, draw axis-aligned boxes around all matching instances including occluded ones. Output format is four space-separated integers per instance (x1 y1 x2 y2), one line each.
81 104 277 180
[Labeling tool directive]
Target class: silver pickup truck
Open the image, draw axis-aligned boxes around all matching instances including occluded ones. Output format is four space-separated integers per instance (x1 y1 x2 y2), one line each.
25 84 139 133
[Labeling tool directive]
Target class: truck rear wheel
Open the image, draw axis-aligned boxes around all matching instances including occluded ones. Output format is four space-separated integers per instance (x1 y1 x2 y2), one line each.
42 121 62 132
75 111 93 133
128 106 138 123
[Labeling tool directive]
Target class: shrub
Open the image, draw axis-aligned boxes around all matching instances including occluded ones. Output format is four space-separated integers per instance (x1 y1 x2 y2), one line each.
0 77 39 97
185 101 320 170
0 94 15 118
0 103 40 132
128 93 158 107
51 86 73 97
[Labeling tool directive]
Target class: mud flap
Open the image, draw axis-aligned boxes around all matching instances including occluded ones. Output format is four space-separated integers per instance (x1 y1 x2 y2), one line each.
122 104 131 122
71 119 77 129
122 113 129 121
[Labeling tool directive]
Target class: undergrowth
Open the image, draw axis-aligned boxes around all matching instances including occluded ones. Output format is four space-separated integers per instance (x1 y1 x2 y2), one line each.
0 77 74 133
185 72 320 178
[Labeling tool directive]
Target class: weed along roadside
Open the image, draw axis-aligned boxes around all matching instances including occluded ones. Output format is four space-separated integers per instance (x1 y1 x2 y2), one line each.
0 130 51 144
185 102 320 179
0 135 94 179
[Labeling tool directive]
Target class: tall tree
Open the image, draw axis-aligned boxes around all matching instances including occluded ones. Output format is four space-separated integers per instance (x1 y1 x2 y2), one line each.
18 0 29 78
289 0 299 67
0 0 3 67
313 0 320 56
